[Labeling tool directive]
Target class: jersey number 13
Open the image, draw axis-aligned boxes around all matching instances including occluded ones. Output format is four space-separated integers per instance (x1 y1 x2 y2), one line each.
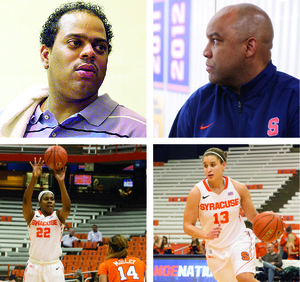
213 211 229 224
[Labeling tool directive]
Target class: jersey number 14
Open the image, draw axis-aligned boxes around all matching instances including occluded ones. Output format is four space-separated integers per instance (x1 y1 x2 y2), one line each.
117 265 139 281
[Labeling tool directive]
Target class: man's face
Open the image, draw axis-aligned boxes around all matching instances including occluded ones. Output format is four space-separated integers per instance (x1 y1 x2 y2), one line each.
203 9 246 90
41 11 108 102
93 225 97 232
266 243 274 253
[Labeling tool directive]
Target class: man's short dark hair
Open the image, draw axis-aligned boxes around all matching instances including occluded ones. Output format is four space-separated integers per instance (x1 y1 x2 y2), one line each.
286 226 292 232
40 1 113 54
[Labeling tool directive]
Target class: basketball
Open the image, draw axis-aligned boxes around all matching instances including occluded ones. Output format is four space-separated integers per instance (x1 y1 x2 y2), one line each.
44 145 68 170
253 211 285 242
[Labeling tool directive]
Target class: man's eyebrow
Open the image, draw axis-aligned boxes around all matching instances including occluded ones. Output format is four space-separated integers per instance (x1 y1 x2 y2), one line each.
65 33 107 43
207 32 222 38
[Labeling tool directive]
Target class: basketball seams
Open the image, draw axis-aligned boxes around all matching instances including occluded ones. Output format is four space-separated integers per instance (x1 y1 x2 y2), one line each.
253 212 284 242
44 146 68 169
44 148 54 166
256 215 274 238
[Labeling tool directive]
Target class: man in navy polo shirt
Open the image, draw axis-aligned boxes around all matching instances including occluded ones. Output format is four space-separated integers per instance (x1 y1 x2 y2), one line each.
169 3 299 138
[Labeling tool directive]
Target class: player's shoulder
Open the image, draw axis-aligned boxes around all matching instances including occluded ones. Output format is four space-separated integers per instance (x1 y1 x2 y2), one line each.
229 178 247 191
190 185 201 196
186 185 201 203
128 256 146 267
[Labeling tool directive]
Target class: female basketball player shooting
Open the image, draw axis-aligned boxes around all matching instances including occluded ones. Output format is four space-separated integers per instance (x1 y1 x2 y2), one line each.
98 234 147 282
183 148 259 282
23 157 71 282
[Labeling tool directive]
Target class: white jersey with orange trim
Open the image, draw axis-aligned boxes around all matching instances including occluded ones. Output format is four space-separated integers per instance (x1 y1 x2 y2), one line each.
197 176 246 249
28 210 64 261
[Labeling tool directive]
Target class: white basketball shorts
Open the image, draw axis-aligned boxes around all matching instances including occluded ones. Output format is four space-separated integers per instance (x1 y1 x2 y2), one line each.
24 260 65 282
205 229 256 282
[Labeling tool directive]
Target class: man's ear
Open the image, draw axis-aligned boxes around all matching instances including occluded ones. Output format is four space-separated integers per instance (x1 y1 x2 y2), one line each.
40 45 51 69
245 37 257 58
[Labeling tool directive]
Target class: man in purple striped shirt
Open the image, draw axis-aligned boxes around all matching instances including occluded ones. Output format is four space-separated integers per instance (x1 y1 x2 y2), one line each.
0 2 146 138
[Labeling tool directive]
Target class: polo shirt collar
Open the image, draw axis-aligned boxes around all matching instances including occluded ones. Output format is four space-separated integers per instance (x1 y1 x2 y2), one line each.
29 94 119 127
78 94 119 126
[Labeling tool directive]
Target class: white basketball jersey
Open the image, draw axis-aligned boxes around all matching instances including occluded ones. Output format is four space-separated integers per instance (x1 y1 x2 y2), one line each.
28 210 64 261
196 176 246 249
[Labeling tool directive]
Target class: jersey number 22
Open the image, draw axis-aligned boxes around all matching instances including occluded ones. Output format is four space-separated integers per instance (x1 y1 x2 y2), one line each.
36 227 50 238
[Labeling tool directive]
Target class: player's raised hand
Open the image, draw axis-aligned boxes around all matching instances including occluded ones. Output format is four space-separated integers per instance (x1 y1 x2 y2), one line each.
54 166 67 182
30 157 44 179
206 224 222 239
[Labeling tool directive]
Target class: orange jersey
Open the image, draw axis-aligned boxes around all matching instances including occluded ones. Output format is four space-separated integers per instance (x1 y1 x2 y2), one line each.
283 245 299 260
98 256 146 282
256 242 267 258
280 232 299 246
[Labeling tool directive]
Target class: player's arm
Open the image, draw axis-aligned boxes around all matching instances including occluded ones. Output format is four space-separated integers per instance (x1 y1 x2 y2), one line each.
183 186 221 239
233 180 258 223
23 158 43 225
55 166 71 224
98 274 107 282
144 269 147 282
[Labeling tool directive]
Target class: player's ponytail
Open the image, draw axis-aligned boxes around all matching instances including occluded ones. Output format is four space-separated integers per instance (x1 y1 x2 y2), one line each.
105 234 129 260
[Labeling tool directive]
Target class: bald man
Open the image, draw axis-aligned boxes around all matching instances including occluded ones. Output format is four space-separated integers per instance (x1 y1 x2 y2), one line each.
258 243 282 282
169 3 299 138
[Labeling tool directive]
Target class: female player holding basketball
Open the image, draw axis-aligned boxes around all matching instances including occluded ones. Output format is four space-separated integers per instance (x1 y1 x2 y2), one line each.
183 148 259 282
23 157 71 282
98 234 147 282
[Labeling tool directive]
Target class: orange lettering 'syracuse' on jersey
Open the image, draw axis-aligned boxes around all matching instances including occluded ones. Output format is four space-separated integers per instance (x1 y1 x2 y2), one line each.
31 219 58 226
200 198 239 211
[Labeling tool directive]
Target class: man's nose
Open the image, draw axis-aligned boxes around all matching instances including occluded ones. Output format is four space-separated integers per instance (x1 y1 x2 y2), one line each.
80 43 96 59
203 44 212 59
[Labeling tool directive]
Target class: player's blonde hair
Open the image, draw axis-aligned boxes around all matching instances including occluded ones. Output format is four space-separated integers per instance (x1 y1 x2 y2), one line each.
106 234 129 260
287 233 296 249
203 148 227 163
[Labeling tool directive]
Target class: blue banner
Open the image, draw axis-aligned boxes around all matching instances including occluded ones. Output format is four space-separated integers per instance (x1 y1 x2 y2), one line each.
167 0 190 93
154 256 217 282
153 0 164 89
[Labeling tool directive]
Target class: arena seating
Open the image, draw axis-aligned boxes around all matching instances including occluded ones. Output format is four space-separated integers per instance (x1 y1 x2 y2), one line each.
279 191 300 237
0 195 146 279
63 237 146 279
154 144 300 245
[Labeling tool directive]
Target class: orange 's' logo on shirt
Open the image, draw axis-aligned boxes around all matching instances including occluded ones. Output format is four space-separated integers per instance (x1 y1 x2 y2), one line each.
200 198 239 211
